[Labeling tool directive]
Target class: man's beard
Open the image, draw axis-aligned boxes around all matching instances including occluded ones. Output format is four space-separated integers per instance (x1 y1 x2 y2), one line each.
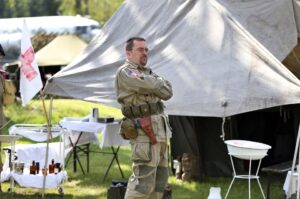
140 57 147 66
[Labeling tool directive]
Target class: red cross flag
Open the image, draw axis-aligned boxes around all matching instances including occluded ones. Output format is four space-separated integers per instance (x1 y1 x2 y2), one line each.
20 20 43 106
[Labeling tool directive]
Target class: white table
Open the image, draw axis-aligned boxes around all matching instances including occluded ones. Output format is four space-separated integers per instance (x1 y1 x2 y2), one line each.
59 119 129 148
59 118 129 181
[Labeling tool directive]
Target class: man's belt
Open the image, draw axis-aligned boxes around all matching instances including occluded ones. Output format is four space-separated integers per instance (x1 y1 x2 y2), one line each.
121 101 164 119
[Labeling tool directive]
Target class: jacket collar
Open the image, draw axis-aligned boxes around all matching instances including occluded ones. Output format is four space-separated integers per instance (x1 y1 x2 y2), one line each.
126 60 146 70
125 60 152 74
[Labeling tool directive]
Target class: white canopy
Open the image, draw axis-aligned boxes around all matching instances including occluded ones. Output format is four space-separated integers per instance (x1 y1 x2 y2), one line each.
44 0 300 117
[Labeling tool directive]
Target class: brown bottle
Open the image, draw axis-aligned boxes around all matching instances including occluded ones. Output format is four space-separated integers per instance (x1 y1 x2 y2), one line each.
49 159 55 174
30 161 36 175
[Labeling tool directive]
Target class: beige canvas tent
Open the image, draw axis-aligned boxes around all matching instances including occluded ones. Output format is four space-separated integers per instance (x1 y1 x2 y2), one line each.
36 35 87 67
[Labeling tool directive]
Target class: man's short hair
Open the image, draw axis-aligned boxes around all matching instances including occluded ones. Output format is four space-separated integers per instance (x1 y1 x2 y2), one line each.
0 44 5 57
126 37 146 51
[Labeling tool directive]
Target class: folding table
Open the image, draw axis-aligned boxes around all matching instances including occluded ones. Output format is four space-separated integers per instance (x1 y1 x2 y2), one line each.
59 117 130 181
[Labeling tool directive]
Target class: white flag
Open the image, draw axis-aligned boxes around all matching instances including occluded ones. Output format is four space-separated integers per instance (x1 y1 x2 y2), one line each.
20 20 43 106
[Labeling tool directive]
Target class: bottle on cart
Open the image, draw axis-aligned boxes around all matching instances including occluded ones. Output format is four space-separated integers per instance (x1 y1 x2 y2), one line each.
30 161 36 175
49 159 55 174
35 162 40 174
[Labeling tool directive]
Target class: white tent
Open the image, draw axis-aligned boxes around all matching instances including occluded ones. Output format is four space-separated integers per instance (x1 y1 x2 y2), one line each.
44 0 300 118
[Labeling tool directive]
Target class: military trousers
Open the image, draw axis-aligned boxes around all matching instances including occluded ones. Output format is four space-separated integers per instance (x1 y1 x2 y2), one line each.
125 141 169 199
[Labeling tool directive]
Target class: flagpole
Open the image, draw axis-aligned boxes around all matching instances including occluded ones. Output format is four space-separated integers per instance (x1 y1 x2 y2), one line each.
20 19 50 198
39 91 52 198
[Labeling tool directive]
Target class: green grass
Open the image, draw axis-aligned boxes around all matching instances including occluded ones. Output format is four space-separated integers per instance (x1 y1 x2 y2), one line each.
0 99 287 198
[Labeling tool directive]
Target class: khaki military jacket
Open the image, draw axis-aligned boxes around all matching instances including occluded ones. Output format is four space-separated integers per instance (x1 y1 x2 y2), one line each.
0 76 5 129
115 60 173 142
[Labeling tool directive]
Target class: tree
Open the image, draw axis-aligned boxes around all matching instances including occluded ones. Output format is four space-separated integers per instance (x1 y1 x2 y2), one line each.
0 0 124 25
59 0 124 25
0 0 61 18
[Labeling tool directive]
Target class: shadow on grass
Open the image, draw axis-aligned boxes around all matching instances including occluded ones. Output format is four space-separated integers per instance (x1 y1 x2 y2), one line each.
63 145 132 187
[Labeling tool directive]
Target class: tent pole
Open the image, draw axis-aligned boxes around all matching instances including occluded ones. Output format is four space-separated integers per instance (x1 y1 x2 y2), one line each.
298 145 300 199
40 92 53 198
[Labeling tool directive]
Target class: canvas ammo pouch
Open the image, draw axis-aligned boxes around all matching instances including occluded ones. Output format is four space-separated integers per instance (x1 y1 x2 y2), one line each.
119 117 138 140
121 101 164 119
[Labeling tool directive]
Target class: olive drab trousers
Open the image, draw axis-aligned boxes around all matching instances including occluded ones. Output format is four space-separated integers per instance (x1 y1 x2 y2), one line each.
125 142 169 199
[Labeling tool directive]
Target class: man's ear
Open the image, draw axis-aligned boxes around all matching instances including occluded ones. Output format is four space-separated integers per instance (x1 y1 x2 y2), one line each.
126 50 131 58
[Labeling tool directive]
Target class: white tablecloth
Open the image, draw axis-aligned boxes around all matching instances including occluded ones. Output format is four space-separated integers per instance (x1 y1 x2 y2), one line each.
8 124 63 142
13 142 70 168
59 118 129 148
1 125 69 189
1 142 71 187
11 171 67 189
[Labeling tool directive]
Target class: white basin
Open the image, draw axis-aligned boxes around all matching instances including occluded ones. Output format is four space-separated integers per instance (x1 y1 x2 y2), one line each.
224 140 271 160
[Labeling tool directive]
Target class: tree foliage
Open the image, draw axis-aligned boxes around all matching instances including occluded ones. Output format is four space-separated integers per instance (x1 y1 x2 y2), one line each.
0 0 124 25
0 0 61 17
58 0 124 25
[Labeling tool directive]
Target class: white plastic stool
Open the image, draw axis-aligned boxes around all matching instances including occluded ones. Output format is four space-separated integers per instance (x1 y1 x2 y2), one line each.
224 154 266 199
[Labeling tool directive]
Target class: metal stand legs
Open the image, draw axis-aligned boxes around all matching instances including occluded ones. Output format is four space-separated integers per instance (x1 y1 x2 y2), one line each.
225 154 266 199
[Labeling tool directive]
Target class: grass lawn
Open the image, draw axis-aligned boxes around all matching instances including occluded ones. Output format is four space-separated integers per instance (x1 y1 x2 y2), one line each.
0 99 287 198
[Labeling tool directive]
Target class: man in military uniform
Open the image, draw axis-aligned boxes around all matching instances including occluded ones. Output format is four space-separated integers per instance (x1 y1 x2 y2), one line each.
115 37 173 199
0 44 6 192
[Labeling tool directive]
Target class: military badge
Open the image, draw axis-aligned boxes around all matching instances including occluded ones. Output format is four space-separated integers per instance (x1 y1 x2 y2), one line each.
125 68 144 78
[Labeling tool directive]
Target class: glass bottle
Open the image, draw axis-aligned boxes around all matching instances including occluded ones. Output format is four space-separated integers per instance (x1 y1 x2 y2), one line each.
49 159 55 174
30 161 36 175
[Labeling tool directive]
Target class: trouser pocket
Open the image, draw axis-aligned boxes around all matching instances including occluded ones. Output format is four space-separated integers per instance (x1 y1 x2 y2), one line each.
131 142 152 163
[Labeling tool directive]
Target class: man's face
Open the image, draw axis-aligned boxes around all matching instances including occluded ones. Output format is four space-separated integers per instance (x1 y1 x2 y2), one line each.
126 40 148 67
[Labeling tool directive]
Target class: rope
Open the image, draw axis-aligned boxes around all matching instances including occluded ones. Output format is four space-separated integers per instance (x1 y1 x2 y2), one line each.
220 117 226 141
132 165 157 179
